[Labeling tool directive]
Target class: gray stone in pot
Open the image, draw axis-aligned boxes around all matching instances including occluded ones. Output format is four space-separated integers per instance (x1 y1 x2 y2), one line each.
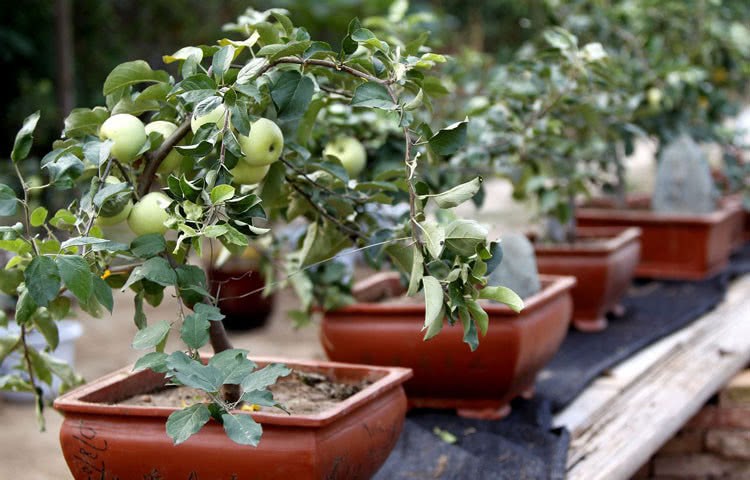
652 134 716 214
488 233 541 300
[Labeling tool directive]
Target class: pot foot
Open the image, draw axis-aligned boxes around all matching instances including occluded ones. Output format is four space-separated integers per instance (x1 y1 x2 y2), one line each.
610 303 626 318
573 316 608 332
456 404 511 420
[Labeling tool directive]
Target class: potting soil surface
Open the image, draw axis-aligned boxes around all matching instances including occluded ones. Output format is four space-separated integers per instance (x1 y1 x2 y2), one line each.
120 371 369 415
375 397 568 480
536 242 750 412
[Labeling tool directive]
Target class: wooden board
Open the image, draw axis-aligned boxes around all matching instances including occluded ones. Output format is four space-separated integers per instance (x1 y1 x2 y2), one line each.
554 275 750 480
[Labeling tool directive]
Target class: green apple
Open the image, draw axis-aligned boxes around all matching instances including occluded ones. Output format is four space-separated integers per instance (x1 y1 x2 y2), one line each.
191 104 227 133
96 176 133 227
230 162 270 185
127 192 171 236
238 118 284 167
145 121 185 174
323 136 367 177
99 114 147 163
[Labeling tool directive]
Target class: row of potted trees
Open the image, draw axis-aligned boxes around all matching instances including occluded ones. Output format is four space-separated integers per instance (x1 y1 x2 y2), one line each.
2 1 750 478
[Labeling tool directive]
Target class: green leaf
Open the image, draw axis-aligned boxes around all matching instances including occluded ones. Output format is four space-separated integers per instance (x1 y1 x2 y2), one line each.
241 389 280 407
180 312 210 350
163 46 203 64
29 207 48 227
56 255 93 304
466 299 489 337
63 107 109 138
406 246 423 297
168 354 223 391
460 307 478 351
222 413 262 446
236 57 269 84
11 111 40 162
132 320 170 350
350 82 396 110
433 427 458 444
444 220 488 256
208 349 254 385
0 185 18 217
166 404 211 445
133 352 169 373
429 118 469 156
25 256 61 307
130 234 167 259
210 184 235 205
48 296 71 320
194 303 224 321
422 177 482 209
479 286 524 312
271 70 315 120
240 363 291 393
211 45 235 79
102 60 169 96
0 336 19 364
15 289 37 325
133 290 147 329
176 267 210 307
91 276 113 313
418 221 445 259
422 276 444 338
123 257 176 289
33 313 59 350
0 375 34 393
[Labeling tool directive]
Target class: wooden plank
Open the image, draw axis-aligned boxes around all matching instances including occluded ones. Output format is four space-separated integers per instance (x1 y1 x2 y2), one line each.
555 275 750 480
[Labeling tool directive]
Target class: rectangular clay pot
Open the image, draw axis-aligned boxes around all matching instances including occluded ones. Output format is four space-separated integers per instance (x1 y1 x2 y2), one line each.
577 196 742 280
54 357 412 480
321 275 576 418
534 226 641 331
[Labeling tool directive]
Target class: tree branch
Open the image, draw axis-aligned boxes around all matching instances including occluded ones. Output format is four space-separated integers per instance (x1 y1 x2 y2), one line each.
139 117 192 197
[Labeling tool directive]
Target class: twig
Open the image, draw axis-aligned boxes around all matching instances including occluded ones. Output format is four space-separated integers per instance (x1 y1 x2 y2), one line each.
139 117 192 197
12 163 40 256
256 57 395 86
286 178 364 240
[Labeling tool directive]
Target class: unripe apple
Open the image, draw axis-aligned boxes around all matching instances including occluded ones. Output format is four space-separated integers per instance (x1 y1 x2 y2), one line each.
230 162 270 185
127 192 171 236
145 121 184 174
191 104 227 133
99 114 147 163
323 136 367 177
239 118 284 167
96 176 133 227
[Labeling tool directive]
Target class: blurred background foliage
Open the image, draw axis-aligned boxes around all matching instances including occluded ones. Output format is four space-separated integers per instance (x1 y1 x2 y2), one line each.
0 0 550 157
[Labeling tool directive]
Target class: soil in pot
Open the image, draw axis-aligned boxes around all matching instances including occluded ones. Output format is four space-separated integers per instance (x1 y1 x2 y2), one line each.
121 370 371 415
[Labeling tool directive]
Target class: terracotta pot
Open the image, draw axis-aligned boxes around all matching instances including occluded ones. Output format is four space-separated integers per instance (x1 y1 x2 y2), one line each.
320 275 575 418
720 194 749 250
207 265 274 330
576 196 743 280
534 227 641 332
54 357 412 480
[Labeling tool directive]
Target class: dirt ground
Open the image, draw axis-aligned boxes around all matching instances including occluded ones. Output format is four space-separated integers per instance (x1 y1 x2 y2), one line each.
0 144 658 479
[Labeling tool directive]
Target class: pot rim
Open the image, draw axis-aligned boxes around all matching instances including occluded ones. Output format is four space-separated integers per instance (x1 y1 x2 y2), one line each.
578 195 741 226
533 226 642 255
329 274 576 316
53 356 413 428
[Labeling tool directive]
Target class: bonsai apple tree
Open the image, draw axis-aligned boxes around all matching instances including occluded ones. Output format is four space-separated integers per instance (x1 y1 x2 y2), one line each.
442 27 629 242
0 7 521 446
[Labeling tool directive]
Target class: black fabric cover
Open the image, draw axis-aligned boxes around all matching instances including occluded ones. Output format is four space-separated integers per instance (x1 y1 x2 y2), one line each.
375 397 569 480
537 243 750 411
375 244 750 479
